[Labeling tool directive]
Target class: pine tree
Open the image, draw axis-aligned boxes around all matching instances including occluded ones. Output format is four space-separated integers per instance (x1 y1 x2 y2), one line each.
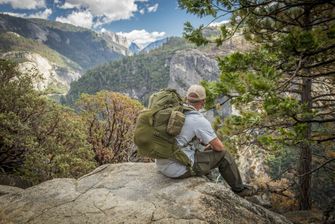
179 0 335 210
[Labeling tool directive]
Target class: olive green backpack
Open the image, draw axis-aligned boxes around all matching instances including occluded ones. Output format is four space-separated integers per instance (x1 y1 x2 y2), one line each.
134 89 194 167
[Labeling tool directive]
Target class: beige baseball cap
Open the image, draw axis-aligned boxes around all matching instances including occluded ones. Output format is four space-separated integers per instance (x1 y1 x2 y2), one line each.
186 84 206 102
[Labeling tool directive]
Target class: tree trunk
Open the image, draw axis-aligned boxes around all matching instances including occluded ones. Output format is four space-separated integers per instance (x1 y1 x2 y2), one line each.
298 77 312 210
297 4 314 211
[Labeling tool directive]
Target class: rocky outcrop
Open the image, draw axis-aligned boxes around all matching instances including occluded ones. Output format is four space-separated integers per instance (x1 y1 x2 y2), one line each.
168 48 231 120
99 31 129 48
2 51 80 92
0 163 292 224
168 49 219 96
237 145 270 183
99 31 130 56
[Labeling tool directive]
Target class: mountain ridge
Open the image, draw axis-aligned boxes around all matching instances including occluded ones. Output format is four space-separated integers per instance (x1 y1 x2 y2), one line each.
128 42 141 55
63 37 196 105
141 37 168 53
0 14 129 70
0 14 133 94
63 33 252 105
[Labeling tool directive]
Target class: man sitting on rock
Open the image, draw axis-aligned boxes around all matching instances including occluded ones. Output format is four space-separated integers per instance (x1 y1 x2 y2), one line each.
155 84 256 197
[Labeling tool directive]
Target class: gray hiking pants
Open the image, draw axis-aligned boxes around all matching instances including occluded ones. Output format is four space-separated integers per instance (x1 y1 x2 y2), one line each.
179 150 244 192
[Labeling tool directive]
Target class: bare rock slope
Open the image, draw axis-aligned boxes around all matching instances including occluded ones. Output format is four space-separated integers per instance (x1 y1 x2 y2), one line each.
168 49 219 97
0 163 292 224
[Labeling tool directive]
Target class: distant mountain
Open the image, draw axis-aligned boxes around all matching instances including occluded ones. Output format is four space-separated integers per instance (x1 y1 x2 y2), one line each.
63 34 252 105
141 38 168 53
98 31 130 56
0 14 128 70
63 37 194 105
128 42 141 55
0 14 131 95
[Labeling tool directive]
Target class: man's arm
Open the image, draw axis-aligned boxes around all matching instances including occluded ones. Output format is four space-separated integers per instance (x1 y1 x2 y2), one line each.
208 137 225 152
194 116 224 152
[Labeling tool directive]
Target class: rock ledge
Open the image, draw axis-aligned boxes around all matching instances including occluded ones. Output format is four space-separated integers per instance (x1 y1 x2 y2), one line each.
0 163 292 224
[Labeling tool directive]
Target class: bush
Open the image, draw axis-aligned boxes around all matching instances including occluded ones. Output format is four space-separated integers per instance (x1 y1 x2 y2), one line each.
0 59 96 184
20 103 96 183
76 91 143 165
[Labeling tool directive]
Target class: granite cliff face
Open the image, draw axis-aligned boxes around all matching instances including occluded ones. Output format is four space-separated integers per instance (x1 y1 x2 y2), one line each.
2 50 80 91
167 33 252 95
168 49 219 96
0 163 292 224
125 48 221 101
98 31 130 56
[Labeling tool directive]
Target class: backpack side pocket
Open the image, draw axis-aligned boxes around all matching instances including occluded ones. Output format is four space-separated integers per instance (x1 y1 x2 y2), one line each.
166 110 185 136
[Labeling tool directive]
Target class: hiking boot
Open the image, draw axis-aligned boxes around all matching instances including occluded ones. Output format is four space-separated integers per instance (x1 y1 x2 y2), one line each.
233 185 257 197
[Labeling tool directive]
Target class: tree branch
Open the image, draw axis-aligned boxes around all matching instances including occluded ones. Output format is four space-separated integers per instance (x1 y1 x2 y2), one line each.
297 118 335 123
303 58 335 69
276 54 304 91
315 136 335 143
297 158 335 177
312 93 335 100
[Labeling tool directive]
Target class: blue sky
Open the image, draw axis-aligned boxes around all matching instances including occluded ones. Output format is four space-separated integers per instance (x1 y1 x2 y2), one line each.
0 0 228 48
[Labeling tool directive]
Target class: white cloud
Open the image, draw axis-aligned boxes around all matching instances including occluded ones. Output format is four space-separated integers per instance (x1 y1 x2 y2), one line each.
147 3 158 13
117 29 165 49
56 0 148 24
56 10 93 28
2 8 52 19
0 0 45 9
58 2 79 9
30 8 52 19
139 8 145 15
53 0 154 28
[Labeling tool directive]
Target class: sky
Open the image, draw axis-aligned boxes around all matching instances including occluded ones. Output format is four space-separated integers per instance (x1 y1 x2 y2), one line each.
0 0 229 48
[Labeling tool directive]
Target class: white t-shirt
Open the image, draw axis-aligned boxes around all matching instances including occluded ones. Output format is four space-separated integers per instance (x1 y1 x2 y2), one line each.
155 110 217 177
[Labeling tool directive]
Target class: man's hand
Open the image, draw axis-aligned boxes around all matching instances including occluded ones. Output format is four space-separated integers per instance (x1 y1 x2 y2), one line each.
204 144 212 151
209 138 225 152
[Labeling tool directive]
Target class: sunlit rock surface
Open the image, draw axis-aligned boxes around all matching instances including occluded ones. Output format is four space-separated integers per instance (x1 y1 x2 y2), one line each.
0 163 292 224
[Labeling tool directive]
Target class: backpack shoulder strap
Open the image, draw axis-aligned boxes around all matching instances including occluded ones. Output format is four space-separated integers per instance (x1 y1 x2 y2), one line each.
182 104 196 113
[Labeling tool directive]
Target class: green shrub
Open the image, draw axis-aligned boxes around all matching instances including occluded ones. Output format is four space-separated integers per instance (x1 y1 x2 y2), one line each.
76 91 143 165
0 59 96 184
